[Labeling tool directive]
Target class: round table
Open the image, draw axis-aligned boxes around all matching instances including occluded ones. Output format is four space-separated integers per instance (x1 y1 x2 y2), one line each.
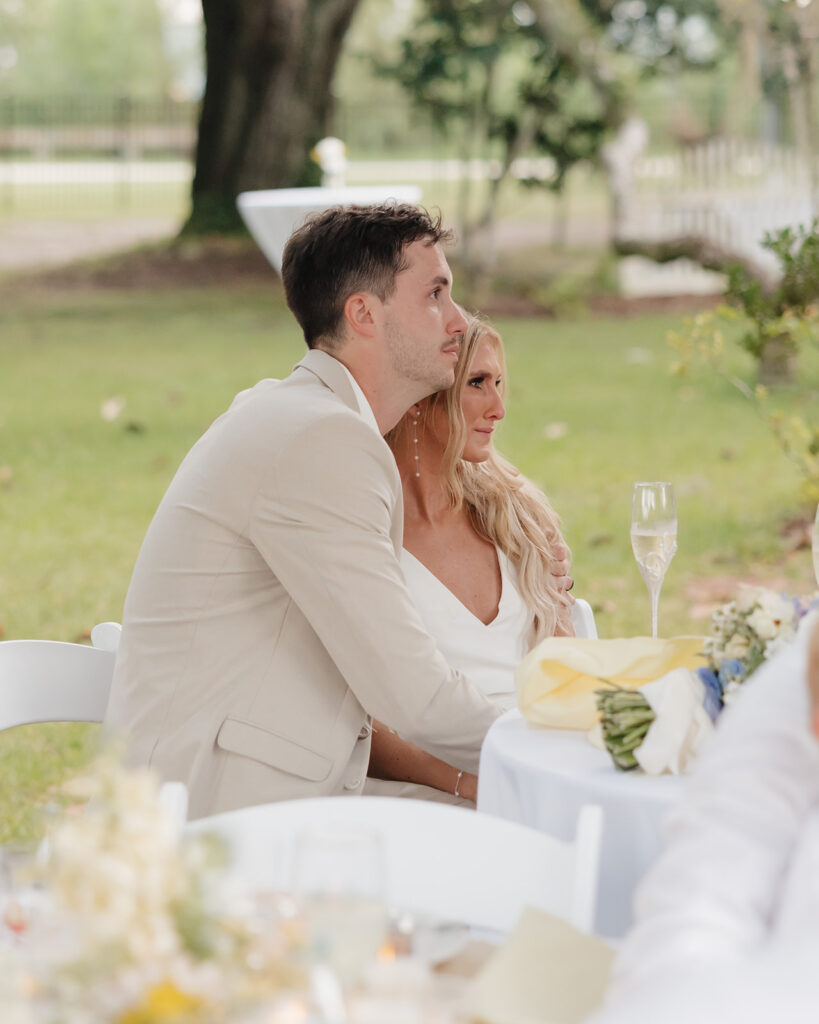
477 708 686 939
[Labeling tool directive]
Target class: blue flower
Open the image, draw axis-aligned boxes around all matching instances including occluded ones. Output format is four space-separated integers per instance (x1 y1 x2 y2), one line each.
718 658 746 688
696 666 724 723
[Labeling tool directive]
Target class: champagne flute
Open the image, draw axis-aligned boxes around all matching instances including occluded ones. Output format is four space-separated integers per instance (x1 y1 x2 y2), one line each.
631 482 678 638
290 823 388 988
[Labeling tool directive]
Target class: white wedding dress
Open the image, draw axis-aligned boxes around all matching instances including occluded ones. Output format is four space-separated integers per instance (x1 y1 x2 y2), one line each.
363 546 534 804
400 547 533 712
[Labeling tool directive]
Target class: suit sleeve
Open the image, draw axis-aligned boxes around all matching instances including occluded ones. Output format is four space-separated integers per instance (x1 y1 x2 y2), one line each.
247 412 500 773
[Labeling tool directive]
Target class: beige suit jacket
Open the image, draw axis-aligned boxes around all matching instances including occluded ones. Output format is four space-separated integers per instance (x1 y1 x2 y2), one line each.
105 349 500 819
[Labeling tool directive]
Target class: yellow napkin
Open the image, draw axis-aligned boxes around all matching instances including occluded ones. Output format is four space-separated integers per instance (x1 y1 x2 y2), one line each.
461 906 615 1024
516 636 707 731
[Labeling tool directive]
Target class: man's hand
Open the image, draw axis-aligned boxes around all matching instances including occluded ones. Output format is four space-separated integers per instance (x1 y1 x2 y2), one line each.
551 541 575 604
809 617 819 740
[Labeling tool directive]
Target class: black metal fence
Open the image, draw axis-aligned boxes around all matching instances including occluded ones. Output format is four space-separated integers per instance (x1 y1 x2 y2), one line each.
0 96 197 159
0 96 197 214
0 94 460 214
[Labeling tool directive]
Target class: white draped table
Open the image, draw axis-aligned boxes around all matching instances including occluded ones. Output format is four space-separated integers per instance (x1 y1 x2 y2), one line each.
477 708 686 939
237 185 423 273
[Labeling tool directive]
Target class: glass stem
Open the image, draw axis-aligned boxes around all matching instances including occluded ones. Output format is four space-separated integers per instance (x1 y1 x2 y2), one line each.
648 581 662 639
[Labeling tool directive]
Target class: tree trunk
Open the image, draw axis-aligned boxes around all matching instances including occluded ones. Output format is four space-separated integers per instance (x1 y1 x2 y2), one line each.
183 0 362 235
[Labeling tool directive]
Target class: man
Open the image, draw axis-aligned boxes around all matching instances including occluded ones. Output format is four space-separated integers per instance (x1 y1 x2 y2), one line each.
104 203 500 819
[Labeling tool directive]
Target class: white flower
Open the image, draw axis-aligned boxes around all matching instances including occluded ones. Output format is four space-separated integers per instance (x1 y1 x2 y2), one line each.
735 587 760 613
756 589 796 627
764 634 792 660
49 759 191 964
746 607 778 640
722 633 750 660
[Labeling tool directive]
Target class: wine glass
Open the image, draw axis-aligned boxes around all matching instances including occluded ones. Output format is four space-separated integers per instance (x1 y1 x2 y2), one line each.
631 482 678 638
0 842 46 948
290 823 388 988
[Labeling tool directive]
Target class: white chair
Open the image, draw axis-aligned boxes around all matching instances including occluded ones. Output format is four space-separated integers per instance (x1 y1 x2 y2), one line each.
0 621 122 730
0 622 189 827
572 597 598 639
187 796 603 934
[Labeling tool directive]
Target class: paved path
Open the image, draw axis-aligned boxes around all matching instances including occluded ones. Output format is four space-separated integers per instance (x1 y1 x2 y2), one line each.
0 216 180 274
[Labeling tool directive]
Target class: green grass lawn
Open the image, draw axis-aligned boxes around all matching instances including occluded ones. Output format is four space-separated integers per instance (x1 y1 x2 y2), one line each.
1 270 817 841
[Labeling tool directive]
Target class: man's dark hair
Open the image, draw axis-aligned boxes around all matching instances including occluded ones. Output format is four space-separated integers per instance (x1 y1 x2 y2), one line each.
281 203 454 349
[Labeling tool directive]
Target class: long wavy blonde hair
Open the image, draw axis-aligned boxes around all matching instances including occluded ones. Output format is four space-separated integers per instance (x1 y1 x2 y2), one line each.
387 317 570 644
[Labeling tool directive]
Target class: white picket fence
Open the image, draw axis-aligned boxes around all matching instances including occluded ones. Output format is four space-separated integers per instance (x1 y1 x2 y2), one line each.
625 137 818 283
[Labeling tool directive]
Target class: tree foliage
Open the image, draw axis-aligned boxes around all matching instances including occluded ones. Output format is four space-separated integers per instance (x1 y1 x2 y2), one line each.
386 0 623 185
581 0 731 74
380 0 625 274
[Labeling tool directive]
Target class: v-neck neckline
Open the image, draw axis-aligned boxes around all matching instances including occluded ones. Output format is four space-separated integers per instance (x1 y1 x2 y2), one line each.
402 547 506 627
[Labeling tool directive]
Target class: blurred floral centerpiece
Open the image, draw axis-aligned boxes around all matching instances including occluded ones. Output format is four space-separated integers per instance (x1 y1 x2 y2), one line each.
699 584 804 704
596 585 818 774
6 752 302 1023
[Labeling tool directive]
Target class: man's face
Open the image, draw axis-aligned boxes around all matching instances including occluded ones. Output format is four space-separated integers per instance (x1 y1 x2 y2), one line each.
380 240 468 396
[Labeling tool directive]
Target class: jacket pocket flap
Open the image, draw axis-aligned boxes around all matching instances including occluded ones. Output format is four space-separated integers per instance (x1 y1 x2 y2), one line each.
216 717 332 782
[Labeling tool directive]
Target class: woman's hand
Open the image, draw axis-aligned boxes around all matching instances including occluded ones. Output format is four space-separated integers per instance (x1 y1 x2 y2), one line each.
370 721 478 804
458 771 478 803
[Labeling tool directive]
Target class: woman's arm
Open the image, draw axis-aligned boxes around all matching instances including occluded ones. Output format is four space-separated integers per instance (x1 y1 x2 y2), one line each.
368 720 478 803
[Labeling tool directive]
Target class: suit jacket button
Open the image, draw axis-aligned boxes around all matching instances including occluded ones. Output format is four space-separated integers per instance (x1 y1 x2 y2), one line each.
358 722 372 739
343 778 361 791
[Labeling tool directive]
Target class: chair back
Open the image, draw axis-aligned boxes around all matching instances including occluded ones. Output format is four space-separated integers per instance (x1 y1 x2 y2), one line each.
572 597 598 639
187 797 602 934
0 622 121 731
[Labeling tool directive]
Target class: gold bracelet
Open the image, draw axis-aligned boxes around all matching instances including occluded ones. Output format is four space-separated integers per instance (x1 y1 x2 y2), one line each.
454 770 464 798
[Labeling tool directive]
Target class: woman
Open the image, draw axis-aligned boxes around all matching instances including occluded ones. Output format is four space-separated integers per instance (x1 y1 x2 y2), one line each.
367 316 574 803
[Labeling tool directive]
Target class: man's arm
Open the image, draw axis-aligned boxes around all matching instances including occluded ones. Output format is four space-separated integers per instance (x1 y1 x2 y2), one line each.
249 412 500 773
808 617 819 738
611 624 819 995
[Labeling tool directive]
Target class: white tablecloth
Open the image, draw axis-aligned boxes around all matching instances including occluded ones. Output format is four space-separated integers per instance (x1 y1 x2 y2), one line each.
477 709 686 939
237 186 423 273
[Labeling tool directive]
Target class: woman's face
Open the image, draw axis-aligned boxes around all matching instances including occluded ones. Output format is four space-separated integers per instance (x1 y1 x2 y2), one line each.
444 336 506 463
422 335 506 464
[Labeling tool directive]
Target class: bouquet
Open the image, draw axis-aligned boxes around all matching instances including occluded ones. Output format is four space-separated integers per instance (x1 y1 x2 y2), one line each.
698 584 811 704
596 585 818 774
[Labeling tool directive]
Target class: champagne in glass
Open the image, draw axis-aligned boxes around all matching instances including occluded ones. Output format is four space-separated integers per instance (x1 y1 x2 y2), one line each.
631 482 678 638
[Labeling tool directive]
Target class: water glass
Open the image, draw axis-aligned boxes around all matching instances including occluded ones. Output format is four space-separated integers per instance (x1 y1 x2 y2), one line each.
290 823 388 987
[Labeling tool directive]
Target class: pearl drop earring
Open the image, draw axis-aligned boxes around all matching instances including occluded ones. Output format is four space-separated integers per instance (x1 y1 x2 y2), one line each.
412 410 420 478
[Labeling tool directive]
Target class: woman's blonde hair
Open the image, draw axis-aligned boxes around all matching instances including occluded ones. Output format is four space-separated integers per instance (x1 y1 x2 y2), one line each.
387 316 569 644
